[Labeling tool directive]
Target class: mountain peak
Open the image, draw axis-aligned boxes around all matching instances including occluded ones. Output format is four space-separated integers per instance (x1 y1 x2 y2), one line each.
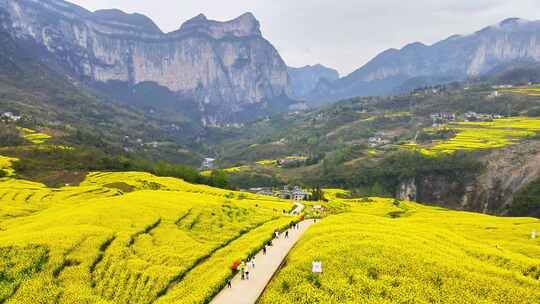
500 17 526 26
92 9 162 34
178 12 261 39
236 12 257 22
187 13 208 23
402 42 427 51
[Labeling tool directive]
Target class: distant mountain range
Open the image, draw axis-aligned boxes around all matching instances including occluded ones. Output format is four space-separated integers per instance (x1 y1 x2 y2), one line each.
287 64 339 101
302 18 540 104
2 0 540 123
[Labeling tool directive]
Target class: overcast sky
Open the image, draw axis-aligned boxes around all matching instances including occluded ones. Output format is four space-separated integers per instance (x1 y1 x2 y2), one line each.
69 0 540 76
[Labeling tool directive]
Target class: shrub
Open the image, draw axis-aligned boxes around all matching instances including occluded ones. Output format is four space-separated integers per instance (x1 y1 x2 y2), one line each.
509 178 540 217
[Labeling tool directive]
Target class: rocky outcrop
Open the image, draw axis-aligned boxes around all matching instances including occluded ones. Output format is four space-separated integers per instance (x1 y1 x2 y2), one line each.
397 177 417 202
0 0 291 125
464 141 540 214
398 140 540 215
308 18 540 104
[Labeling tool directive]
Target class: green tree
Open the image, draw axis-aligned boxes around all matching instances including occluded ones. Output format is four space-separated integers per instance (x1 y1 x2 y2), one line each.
209 170 229 189
310 186 326 202
370 182 385 197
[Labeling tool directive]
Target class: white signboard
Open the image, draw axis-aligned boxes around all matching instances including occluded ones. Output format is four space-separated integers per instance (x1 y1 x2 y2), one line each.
312 261 323 273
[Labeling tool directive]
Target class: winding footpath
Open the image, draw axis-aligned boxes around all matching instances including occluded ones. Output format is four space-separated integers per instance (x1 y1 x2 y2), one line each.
210 203 313 304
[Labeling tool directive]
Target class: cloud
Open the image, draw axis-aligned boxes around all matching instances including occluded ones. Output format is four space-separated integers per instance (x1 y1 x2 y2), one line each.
69 0 540 75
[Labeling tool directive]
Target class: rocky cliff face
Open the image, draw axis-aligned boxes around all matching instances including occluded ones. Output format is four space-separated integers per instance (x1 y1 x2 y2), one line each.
0 0 291 125
308 18 540 104
398 140 540 215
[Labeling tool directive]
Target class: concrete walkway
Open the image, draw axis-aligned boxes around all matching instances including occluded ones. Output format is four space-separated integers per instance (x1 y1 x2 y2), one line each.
291 202 305 215
211 204 313 304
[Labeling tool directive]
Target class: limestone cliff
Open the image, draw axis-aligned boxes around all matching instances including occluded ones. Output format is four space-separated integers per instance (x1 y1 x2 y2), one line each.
0 0 291 125
398 140 540 215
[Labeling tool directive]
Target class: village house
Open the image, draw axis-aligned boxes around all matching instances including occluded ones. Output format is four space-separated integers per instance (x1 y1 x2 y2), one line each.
368 136 384 148
464 111 481 121
257 189 275 196
245 187 275 196
292 187 310 201
146 141 160 149
276 186 310 201
488 91 500 98
368 132 391 148
1 112 21 122
492 84 514 89
463 112 502 122
278 156 306 166
244 185 312 201
201 158 216 170
430 112 456 122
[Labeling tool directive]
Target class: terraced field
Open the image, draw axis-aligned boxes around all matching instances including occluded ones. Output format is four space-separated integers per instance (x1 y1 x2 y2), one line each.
500 86 540 96
0 167 294 303
0 155 17 176
260 198 540 304
406 117 540 156
17 127 51 145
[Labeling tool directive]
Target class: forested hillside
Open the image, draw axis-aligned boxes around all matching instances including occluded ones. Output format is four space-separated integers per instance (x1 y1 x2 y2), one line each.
204 82 540 216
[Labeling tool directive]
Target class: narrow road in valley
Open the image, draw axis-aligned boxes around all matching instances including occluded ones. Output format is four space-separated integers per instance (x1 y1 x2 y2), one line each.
210 203 313 304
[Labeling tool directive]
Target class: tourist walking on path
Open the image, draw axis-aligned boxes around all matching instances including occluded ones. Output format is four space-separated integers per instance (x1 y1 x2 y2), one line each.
240 261 246 280
227 279 232 288
263 245 267 255
211 218 314 304
285 230 289 238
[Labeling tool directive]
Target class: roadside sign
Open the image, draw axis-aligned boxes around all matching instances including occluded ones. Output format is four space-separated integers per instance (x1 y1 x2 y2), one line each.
312 261 323 273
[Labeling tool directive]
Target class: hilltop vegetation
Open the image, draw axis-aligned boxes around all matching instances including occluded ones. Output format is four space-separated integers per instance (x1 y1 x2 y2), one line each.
260 198 540 303
210 83 540 169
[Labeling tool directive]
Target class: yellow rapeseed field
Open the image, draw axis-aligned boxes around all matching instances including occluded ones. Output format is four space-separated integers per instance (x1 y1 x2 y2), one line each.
500 86 540 97
256 159 278 166
17 127 51 144
0 155 17 176
0 169 295 303
407 117 540 156
260 198 540 304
